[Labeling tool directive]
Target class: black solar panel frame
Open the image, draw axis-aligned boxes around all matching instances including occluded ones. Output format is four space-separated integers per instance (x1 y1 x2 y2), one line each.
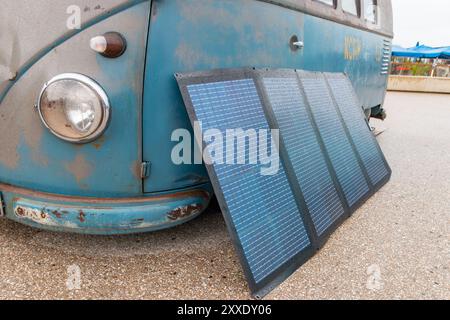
175 68 317 299
175 67 392 298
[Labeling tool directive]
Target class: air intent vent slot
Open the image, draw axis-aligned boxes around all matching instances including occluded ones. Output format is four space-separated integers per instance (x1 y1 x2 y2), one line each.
381 39 392 75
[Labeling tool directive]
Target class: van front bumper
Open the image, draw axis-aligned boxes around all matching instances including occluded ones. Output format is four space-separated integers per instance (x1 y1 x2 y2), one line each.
0 183 212 235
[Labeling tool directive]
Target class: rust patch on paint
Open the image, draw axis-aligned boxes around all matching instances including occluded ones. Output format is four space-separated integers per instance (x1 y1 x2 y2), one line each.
91 135 106 150
131 160 142 180
65 154 93 184
15 206 25 217
51 210 62 219
14 205 56 226
167 204 203 221
78 211 86 223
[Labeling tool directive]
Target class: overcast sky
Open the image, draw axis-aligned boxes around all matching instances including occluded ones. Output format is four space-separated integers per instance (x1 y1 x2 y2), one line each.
393 0 450 47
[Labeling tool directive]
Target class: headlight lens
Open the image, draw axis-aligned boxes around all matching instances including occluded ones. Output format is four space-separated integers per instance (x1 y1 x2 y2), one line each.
38 73 110 143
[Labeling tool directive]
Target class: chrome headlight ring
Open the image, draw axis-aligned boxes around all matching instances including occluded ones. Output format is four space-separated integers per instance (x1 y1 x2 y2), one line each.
37 73 111 144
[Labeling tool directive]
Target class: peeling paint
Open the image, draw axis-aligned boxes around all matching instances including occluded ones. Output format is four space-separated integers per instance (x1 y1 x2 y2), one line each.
91 135 106 150
78 210 86 223
64 154 93 184
167 204 203 221
51 210 63 219
14 206 58 226
7 184 211 234
131 160 142 180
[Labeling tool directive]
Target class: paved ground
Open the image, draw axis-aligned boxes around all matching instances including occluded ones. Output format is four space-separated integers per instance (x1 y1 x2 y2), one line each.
0 92 449 300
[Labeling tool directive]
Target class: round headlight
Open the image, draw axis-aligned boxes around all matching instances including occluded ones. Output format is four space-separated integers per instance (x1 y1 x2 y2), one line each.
37 73 111 143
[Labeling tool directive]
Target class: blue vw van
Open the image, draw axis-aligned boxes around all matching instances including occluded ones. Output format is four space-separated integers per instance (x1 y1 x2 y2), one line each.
0 0 393 234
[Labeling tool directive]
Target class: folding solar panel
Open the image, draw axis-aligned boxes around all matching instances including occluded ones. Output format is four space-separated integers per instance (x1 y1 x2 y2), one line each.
175 68 391 298
176 70 315 298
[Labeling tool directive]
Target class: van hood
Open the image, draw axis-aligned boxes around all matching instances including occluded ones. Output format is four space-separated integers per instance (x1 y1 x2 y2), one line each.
0 0 139 100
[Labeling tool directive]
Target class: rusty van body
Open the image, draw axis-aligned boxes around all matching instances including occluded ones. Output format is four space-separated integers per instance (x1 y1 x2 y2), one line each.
0 0 393 234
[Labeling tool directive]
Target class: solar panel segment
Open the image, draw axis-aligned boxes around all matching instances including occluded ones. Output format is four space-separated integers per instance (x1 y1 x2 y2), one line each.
325 73 391 188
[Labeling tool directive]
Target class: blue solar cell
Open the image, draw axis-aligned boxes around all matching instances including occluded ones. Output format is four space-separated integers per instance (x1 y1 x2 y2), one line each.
262 76 345 236
299 74 370 207
326 74 390 186
187 79 311 284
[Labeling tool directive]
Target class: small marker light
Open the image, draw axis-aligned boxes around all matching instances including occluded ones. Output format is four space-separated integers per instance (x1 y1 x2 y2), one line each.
90 36 108 54
89 32 127 58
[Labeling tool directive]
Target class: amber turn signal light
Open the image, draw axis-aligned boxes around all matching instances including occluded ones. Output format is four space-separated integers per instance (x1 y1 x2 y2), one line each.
90 32 127 58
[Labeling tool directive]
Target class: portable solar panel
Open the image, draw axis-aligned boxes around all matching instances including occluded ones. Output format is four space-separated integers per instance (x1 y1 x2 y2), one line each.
176 69 316 298
175 68 391 298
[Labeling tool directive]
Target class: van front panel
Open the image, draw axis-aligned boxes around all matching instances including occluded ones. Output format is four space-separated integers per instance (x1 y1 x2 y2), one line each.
0 1 150 197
